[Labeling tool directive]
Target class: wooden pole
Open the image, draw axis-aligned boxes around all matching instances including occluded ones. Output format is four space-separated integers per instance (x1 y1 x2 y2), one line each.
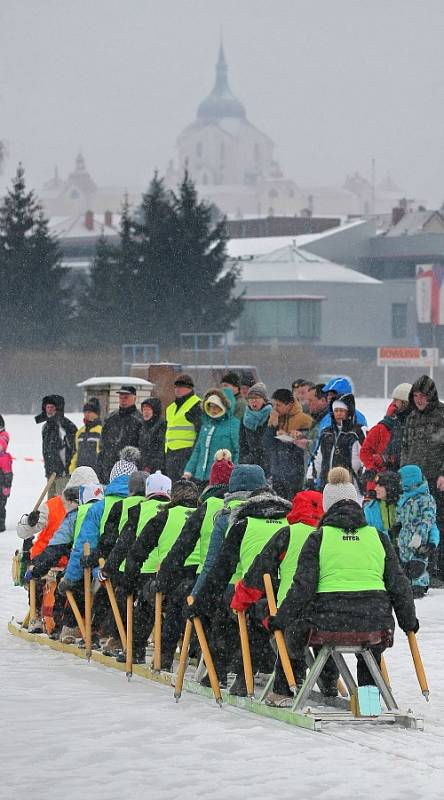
29 578 37 623
126 595 134 680
98 558 127 650
66 591 86 640
33 472 57 511
187 596 222 706
83 543 92 659
407 632 430 701
263 574 297 693
153 590 162 672
237 610 254 697
380 654 391 688
174 619 193 701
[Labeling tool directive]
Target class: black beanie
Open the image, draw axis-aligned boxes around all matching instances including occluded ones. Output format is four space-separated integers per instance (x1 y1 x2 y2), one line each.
83 397 100 415
376 471 401 503
221 371 240 389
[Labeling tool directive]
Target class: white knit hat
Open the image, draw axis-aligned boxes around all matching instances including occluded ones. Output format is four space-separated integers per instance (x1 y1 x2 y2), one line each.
332 399 348 411
322 467 358 512
392 383 412 403
145 470 172 498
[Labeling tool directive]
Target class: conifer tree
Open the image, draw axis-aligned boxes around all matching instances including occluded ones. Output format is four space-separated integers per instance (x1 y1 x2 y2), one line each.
0 163 66 346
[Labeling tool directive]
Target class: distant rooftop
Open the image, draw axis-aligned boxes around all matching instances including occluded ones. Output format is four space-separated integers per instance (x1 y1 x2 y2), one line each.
239 244 380 284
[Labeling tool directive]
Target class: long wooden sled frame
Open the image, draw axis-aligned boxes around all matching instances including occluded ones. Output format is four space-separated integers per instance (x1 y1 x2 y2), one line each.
8 619 424 732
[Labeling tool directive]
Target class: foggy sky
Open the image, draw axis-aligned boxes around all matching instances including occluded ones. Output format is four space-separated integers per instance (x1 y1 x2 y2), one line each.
1 0 444 204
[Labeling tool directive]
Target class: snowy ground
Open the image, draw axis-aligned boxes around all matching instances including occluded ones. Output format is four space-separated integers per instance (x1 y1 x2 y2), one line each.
1 404 444 800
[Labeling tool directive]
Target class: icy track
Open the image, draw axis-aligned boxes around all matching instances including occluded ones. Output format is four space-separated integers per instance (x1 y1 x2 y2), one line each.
1 407 444 800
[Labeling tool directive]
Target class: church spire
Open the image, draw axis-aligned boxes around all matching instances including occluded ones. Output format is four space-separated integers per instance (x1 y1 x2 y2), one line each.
197 42 246 121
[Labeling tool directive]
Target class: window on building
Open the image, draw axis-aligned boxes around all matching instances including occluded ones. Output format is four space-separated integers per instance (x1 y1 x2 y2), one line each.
196 141 203 158
238 299 321 342
220 143 225 161
391 303 408 339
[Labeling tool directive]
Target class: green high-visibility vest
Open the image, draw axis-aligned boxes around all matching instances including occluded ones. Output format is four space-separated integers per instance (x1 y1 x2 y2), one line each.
118 495 144 534
72 503 94 545
318 524 385 593
277 522 316 606
119 498 168 573
142 505 196 574
231 516 287 585
188 496 224 572
165 395 201 452
99 495 123 535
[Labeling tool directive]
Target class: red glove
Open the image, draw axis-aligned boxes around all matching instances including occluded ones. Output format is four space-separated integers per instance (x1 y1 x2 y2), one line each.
230 580 263 612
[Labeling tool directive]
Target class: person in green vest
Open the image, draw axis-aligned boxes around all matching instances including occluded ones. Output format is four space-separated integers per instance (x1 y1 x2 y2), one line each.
188 477 291 695
165 374 202 483
230 489 325 706
58 447 140 589
116 477 200 664
147 450 235 670
272 467 419 690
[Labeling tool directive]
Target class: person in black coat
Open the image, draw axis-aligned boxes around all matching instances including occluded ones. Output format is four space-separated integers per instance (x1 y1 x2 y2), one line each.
274 467 418 688
35 394 77 497
138 398 166 474
97 386 143 483
239 382 272 471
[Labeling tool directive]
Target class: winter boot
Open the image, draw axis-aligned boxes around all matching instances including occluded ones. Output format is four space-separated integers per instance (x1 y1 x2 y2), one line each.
60 625 80 644
101 637 123 657
78 633 101 650
116 648 146 664
28 617 45 634
200 672 227 689
229 673 248 697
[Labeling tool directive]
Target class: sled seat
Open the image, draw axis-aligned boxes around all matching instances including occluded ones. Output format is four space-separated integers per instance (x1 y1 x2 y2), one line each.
308 629 393 648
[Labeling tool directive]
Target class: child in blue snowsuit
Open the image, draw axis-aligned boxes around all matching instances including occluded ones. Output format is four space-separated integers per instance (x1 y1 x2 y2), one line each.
397 465 440 598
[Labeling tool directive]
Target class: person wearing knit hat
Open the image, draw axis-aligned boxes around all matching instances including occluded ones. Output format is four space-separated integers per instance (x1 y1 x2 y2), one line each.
145 469 172 499
240 370 256 398
392 383 412 405
221 371 247 421
239 385 272 471
361 386 413 488
364 471 401 545
69 398 102 476
183 388 240 485
165 375 202 483
97 388 143 484
209 449 234 486
118 466 199 665
273 466 419 691
109 446 140 482
307 393 364 494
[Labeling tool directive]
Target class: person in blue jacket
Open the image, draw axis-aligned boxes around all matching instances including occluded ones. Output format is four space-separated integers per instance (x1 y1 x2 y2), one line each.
364 471 401 545
320 377 368 431
58 448 139 588
183 388 240 486
397 464 440 598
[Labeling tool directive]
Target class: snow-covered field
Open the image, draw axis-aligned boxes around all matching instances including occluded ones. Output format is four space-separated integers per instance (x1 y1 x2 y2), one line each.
1 403 443 800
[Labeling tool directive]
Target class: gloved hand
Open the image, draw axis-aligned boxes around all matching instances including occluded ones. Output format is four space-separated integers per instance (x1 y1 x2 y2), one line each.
97 568 108 584
250 597 270 627
406 619 420 634
27 510 40 528
57 577 76 596
2 487 10 497
24 567 34 584
185 596 201 619
142 578 160 603
409 533 422 550
268 614 284 633
80 549 99 569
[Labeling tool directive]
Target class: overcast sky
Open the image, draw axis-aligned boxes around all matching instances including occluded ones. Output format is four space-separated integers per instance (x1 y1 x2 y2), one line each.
1 0 444 204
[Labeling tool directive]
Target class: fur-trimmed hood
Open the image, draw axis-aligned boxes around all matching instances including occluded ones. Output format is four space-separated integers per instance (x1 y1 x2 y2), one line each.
228 491 291 525
202 387 234 419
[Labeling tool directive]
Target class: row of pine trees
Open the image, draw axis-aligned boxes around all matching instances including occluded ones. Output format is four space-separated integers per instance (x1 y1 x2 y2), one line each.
0 165 243 347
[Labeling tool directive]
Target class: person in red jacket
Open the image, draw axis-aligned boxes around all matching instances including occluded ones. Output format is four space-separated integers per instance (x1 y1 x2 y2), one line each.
361 384 412 495
0 415 13 532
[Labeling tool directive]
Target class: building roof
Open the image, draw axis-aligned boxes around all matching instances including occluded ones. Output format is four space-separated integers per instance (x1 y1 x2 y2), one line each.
197 44 246 122
227 219 367 259
386 210 444 237
239 244 380 284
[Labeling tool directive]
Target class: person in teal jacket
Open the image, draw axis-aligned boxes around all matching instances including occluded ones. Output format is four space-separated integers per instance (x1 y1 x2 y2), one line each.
183 388 240 484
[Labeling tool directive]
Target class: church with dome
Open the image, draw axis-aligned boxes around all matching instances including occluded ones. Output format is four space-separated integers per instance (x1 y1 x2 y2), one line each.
165 44 305 218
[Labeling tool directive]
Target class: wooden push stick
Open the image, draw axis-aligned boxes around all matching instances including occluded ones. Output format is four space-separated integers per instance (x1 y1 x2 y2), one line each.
408 632 429 701
153 590 162 672
187 596 222 706
174 619 193 701
33 472 57 511
263 574 297 693
22 609 31 629
126 595 134 679
66 591 86 640
98 558 127 650
83 543 92 659
29 578 37 622
237 611 254 697
380 654 391 688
